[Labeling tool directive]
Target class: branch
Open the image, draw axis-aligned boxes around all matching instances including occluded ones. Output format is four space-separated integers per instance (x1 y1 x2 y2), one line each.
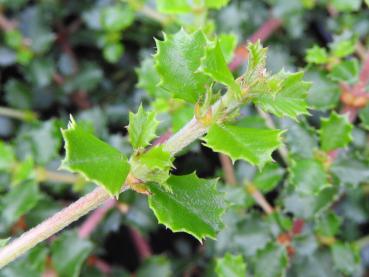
0 106 38 122
218 154 237 185
129 227 152 260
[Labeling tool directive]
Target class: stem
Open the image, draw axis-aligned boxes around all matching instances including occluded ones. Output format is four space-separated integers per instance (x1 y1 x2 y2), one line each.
37 168 80 184
0 187 118 268
0 107 38 122
246 183 274 214
219 154 237 185
129 227 152 260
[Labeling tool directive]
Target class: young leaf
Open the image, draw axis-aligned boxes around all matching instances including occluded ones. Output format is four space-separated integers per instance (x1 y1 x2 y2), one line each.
331 242 360 276
131 145 173 185
51 230 93 277
315 212 342 237
253 71 311 120
305 46 329 64
60 117 130 197
319 112 352 151
155 29 210 103
203 124 283 168
156 0 192 13
330 33 358 58
215 253 247 277
254 242 288 277
328 59 359 84
199 41 239 94
205 0 230 9
127 105 160 149
148 173 225 241
290 159 329 195
219 33 237 63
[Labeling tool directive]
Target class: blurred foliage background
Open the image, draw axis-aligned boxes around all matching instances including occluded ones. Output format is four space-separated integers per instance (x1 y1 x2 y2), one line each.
1 0 369 276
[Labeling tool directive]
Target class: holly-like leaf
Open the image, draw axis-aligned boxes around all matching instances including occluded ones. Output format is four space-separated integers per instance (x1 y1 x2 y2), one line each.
60 117 130 197
203 124 283 168
305 46 329 64
253 71 311 120
199 40 239 93
155 29 210 103
51 230 93 277
219 33 237 62
100 5 135 32
328 59 359 84
253 163 284 193
331 242 360 276
215 253 247 277
243 41 267 81
331 156 369 187
330 32 358 58
156 0 192 13
131 145 173 185
127 104 160 149
290 159 329 195
315 211 342 237
254 242 288 277
319 112 353 152
148 173 225 241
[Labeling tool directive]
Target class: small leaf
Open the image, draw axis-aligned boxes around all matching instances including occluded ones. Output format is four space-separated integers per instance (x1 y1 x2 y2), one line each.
100 5 134 31
148 173 225 241
0 238 10 247
330 0 361 12
219 33 237 63
243 41 267 81
127 105 160 149
51 230 93 277
330 32 358 58
315 211 342 237
199 40 239 93
331 156 369 187
215 253 247 277
203 124 283 168
305 46 329 64
156 0 192 13
131 146 173 185
253 163 284 193
155 29 210 103
331 242 360 276
137 256 171 277
61 117 130 197
254 242 288 277
290 159 329 195
328 59 359 84
0 141 16 171
253 71 311 120
319 112 353 151
359 104 369 130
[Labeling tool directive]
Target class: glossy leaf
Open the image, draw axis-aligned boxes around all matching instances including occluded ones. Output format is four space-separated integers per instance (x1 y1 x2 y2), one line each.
61 117 130 197
127 104 159 149
328 59 359 84
254 242 288 277
253 163 284 193
155 29 210 103
51 230 93 277
331 242 360 276
203 124 283 168
219 33 237 62
215 253 247 277
319 112 352 151
148 173 225 241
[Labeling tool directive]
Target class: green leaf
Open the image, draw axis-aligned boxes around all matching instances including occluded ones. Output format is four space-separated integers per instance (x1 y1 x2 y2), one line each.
12 156 35 186
0 180 40 229
328 59 359 84
103 43 124 63
205 0 230 9
61 117 130 197
51 230 93 277
155 29 210 103
253 163 284 193
4 79 32 109
0 141 16 171
315 211 342 237
319 112 353 151
136 57 169 99
137 256 171 277
156 0 192 13
203 124 283 168
148 173 225 241
290 159 329 195
100 5 135 32
254 242 288 277
305 46 329 64
331 0 361 12
215 253 247 277
219 33 237 63
244 41 267 81
199 40 239 93
131 145 173 185
127 104 160 149
331 242 360 276
253 71 311 120
359 104 369 130
330 32 358 58
305 70 340 110
0 238 10 248
331 156 369 187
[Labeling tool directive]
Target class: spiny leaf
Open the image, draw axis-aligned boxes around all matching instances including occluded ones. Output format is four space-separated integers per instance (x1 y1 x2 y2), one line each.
305 46 329 64
253 71 311 120
61 116 130 197
289 159 329 195
328 59 359 84
246 41 267 76
155 29 210 103
148 173 225 241
198 40 240 94
319 112 352 152
215 253 247 277
127 104 160 149
203 124 283 168
218 33 237 62
253 163 284 193
131 145 173 185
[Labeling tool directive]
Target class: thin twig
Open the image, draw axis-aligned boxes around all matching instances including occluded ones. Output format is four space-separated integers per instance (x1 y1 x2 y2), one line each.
246 183 274 214
129 227 152 260
0 106 38 122
218 154 237 185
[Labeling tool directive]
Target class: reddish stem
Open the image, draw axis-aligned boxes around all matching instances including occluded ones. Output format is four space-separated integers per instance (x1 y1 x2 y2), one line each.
129 227 152 260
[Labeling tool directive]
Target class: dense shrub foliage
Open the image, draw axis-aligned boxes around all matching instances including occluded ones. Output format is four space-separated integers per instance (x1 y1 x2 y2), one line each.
1 0 369 276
